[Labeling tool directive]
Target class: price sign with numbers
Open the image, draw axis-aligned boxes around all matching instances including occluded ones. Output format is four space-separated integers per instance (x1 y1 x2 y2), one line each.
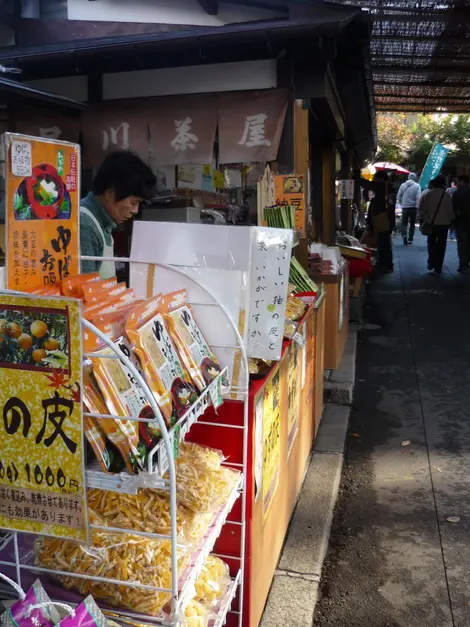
0 293 86 541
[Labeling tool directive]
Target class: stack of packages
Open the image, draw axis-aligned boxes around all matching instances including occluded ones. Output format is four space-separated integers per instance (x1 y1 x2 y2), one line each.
309 245 343 275
26 274 238 622
35 442 238 622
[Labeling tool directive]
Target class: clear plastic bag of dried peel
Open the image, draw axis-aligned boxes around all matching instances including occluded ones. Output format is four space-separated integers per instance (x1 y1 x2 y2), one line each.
183 601 209 627
194 555 231 608
168 461 241 514
87 488 213 547
178 442 225 471
34 526 189 617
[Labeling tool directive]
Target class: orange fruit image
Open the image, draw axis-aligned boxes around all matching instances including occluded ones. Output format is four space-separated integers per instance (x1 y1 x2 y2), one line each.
44 338 59 351
0 319 7 334
31 320 48 338
32 349 47 363
18 334 33 350
7 322 22 338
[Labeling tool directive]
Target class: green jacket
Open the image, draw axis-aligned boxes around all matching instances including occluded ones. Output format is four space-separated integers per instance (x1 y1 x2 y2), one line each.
80 192 116 274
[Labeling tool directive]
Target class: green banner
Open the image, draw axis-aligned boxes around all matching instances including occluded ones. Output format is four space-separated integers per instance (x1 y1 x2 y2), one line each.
419 143 449 190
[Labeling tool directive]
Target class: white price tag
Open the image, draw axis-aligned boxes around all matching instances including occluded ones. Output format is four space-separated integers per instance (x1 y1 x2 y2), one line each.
180 420 189 441
11 141 32 177
293 332 306 347
159 441 169 477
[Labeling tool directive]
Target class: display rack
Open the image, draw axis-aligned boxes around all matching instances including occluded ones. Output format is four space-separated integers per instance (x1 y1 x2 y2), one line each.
0 258 249 627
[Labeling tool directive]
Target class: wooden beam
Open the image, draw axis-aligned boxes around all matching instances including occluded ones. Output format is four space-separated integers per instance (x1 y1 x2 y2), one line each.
197 0 218 15
375 94 470 101
373 66 470 76
374 79 470 88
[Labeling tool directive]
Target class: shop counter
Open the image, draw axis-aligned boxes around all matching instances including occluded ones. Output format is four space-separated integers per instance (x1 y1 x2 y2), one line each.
188 299 326 627
309 263 349 371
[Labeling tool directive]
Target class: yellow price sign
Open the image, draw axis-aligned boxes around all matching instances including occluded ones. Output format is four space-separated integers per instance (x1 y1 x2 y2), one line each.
0 293 86 541
213 170 225 189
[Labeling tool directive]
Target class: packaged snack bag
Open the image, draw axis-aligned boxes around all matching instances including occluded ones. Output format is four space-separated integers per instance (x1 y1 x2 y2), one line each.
82 277 118 302
126 296 198 425
55 596 107 627
162 291 228 393
178 442 224 471
83 363 142 473
194 555 231 608
61 273 100 298
29 286 62 296
91 335 162 470
0 580 59 627
184 601 208 627
83 415 126 474
84 289 137 320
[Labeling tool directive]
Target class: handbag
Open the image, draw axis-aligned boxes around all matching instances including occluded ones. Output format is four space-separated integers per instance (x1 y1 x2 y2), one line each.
371 211 390 233
421 191 444 236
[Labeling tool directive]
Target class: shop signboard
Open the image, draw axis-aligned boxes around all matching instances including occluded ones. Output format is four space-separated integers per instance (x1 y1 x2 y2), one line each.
15 108 80 144
273 175 306 237
287 341 300 458
248 227 294 361
4 133 80 292
81 103 149 169
218 89 289 164
0 293 86 541
262 368 281 521
419 143 449 190
304 313 315 420
339 179 355 200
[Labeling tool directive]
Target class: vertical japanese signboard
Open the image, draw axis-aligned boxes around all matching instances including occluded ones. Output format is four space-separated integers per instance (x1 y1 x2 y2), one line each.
274 175 306 237
287 342 300 458
4 133 80 292
0 293 86 541
262 368 281 521
419 143 449 190
248 227 293 361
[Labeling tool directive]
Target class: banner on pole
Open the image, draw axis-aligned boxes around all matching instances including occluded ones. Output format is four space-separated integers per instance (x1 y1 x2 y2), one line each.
419 143 449 190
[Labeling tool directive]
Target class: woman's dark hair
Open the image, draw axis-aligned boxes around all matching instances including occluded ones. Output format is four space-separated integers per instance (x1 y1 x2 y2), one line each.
430 175 445 189
93 151 157 201
374 171 389 182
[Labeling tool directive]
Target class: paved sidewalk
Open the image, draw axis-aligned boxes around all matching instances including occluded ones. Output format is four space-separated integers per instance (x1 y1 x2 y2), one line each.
315 234 470 627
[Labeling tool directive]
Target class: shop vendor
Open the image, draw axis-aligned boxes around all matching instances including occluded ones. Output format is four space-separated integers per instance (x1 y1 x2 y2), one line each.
80 151 156 278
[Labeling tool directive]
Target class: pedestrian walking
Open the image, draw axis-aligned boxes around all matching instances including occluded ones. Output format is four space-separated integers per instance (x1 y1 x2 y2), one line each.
419 175 455 275
446 179 458 240
360 171 395 273
452 174 470 272
397 173 421 245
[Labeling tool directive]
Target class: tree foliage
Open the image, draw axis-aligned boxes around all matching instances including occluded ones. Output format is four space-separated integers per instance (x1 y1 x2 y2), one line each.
376 113 470 171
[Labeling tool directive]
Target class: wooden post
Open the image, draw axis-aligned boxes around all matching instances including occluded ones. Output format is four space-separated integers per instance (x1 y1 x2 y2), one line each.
322 146 336 245
294 100 309 268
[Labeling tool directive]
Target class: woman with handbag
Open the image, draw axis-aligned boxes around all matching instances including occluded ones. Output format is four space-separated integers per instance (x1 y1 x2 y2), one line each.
419 175 455 275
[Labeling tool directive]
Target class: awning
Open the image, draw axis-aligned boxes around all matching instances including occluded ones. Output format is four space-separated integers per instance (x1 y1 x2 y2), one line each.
0 76 87 111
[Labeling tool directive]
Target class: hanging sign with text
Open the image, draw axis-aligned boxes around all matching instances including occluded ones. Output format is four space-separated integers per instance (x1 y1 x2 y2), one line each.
419 143 449 190
339 179 355 200
0 293 86 540
4 133 80 293
248 227 294 361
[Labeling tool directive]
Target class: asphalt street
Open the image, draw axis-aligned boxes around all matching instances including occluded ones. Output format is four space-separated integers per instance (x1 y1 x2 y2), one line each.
314 232 470 627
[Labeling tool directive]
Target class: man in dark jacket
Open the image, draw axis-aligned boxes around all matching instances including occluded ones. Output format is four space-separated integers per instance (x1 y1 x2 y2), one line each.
360 171 394 272
452 174 470 272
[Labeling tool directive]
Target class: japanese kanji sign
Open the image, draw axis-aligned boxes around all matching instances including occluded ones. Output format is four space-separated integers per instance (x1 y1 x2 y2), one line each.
273 175 306 237
339 179 355 200
287 341 300 458
218 89 289 164
262 368 280 521
149 96 218 166
0 293 86 541
81 103 149 168
248 227 294 361
419 143 449 190
15 107 80 144
4 133 80 292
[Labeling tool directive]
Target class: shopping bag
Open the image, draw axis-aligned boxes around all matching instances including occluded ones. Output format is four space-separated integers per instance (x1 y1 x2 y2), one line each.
371 212 390 233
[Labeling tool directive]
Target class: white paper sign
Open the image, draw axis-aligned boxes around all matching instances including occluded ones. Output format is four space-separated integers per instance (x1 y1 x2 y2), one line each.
248 227 294 360
11 140 32 177
339 179 355 200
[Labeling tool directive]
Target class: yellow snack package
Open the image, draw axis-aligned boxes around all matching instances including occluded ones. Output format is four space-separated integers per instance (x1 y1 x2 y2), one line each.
194 555 231 608
184 601 208 627
178 442 224 471
126 295 198 426
162 291 228 393
35 524 189 617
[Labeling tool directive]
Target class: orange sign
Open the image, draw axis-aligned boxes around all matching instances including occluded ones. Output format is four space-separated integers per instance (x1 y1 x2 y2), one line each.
274 174 306 237
5 133 80 292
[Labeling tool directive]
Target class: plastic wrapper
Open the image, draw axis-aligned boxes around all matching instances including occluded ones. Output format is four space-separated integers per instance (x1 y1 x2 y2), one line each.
184 601 208 627
83 364 141 474
169 462 241 514
283 320 299 340
62 273 100 298
126 296 198 426
82 278 118 302
56 596 107 627
285 293 306 322
87 488 212 543
178 442 224 471
83 415 126 474
162 292 228 393
0 579 59 627
194 555 231 608
91 335 162 471
35 526 189 618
